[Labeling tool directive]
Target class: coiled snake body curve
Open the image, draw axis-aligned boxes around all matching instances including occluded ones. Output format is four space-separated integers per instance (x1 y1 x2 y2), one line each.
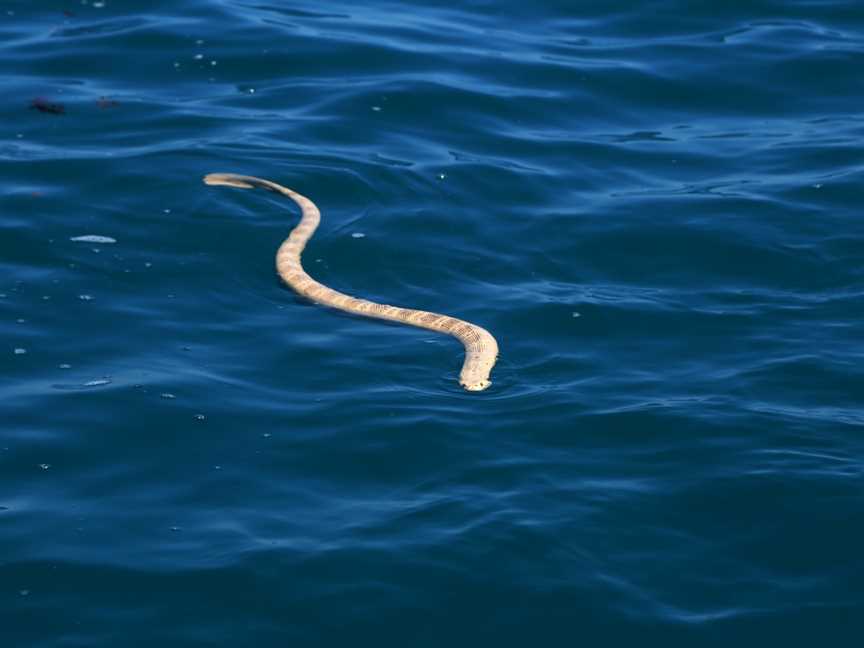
204 173 499 391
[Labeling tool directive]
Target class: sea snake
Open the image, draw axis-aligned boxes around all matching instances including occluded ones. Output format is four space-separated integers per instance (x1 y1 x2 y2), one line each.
204 173 499 391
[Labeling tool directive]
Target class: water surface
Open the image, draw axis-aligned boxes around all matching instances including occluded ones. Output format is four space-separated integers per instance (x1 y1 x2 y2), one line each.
2 1 863 645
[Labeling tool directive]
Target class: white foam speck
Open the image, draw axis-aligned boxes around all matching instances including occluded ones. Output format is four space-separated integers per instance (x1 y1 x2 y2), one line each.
71 235 116 244
84 379 110 387
351 232 366 238
13 348 26 355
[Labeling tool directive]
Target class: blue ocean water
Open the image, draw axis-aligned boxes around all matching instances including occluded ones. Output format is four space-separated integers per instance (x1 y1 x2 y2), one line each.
2 0 863 645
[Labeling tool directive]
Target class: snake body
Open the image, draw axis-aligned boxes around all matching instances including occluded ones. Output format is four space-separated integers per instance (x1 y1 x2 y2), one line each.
204 173 499 391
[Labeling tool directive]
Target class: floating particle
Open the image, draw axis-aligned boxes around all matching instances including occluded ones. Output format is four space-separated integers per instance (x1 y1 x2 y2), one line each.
59 364 71 369
84 379 110 387
70 235 116 243
19 590 30 596
13 348 27 355
210 60 217 66
437 173 446 180
38 463 50 470
16 319 25 324
195 39 204 45
160 393 176 399
93 1 105 7
194 54 203 60
213 465 222 470
163 208 171 214
29 98 65 115
194 414 205 421
372 106 381 112
173 62 181 68
78 294 93 301
351 232 365 238
262 432 271 438
571 311 581 318
169 526 181 532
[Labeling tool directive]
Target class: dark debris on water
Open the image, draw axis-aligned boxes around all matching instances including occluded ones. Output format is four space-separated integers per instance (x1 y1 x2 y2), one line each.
29 97 65 115
29 96 121 115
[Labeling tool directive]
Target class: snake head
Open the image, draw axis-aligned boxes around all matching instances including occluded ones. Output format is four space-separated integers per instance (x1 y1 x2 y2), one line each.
459 371 493 391
461 379 492 391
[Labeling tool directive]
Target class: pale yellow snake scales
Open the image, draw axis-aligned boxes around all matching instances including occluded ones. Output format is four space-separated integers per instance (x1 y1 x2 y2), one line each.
204 173 499 391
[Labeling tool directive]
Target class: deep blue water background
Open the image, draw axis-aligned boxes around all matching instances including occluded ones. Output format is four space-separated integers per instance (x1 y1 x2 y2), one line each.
2 0 863 645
